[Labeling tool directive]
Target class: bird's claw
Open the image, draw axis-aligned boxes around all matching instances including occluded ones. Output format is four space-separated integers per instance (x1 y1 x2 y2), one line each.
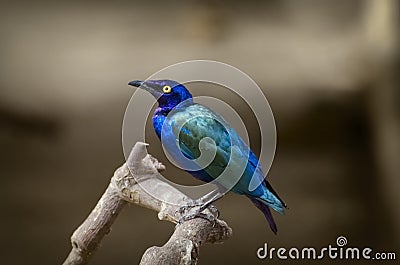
174 204 195 217
178 211 216 227
175 203 219 226
207 204 220 219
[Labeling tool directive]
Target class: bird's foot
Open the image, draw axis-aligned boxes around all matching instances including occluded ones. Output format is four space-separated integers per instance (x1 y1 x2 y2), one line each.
175 203 219 226
207 204 220 219
179 211 216 225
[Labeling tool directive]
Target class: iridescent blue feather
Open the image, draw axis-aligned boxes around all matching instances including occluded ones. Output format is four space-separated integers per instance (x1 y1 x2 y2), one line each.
130 79 286 233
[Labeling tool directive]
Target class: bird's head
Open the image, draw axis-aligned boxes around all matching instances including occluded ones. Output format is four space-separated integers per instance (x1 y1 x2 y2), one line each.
128 79 193 111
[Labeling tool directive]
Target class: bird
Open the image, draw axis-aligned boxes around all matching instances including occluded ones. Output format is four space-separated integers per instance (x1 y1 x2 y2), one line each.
128 79 286 234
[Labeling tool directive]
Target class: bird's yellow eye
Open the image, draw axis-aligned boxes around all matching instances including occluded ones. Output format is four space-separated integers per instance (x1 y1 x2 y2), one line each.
162 85 172 93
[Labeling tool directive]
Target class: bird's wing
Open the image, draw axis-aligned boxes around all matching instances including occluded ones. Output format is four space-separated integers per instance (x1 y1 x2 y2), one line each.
166 104 262 185
167 104 230 177
227 126 266 190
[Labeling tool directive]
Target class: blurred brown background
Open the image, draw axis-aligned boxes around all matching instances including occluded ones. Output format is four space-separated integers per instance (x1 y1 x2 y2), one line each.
1 0 398 264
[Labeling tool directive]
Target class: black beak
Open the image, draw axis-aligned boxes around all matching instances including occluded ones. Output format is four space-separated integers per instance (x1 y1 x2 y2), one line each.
128 80 143 87
128 79 161 98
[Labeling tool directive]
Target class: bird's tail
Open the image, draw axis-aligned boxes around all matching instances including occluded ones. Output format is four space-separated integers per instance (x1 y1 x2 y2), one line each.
260 180 287 214
247 180 287 234
248 196 279 234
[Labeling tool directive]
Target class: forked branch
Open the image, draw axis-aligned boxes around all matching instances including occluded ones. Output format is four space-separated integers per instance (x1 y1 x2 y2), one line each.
63 142 232 265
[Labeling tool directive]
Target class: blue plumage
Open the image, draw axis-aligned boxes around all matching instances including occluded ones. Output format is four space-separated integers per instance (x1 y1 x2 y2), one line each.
129 79 286 233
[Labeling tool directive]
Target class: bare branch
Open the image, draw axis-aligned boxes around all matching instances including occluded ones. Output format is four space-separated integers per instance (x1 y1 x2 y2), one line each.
63 142 232 265
140 218 231 265
63 183 126 265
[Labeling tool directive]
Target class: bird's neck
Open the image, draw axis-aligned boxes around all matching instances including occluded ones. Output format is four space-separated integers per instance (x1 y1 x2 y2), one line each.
152 100 194 138
152 110 165 138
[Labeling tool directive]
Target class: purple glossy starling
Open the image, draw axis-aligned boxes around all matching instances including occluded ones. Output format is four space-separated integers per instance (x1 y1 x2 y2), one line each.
129 79 286 234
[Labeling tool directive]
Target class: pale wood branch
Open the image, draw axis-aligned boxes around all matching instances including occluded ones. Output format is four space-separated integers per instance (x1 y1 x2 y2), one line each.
63 142 232 265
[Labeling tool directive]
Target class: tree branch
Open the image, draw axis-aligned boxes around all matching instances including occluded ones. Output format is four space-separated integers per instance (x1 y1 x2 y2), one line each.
63 142 232 265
